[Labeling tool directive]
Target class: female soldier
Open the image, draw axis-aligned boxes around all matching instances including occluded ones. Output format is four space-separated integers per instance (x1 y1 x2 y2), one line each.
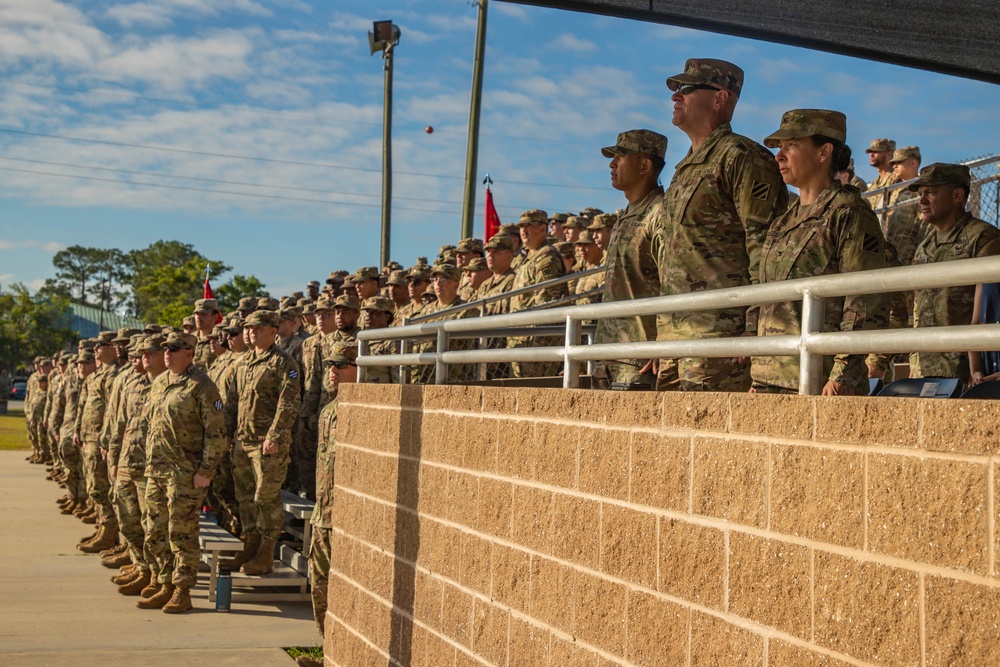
751 109 889 395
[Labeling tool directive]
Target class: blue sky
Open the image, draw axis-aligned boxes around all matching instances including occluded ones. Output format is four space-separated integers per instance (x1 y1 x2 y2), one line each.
1 0 999 301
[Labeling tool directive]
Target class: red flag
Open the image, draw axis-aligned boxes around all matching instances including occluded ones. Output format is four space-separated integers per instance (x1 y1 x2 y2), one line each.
204 267 222 324
484 184 501 241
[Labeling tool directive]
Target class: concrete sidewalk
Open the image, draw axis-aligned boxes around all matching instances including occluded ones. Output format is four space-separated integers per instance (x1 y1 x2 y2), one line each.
0 450 318 666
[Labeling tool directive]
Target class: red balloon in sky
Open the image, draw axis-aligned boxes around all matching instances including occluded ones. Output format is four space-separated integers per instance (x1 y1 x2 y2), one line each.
425 125 434 134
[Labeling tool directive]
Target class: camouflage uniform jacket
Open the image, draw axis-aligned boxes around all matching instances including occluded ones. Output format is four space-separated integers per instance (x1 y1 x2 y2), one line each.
574 258 606 306
207 349 235 392
867 171 900 219
910 213 1000 380
312 398 338 529
393 301 424 325
510 249 527 271
753 183 889 391
884 187 925 266
193 334 217 372
459 280 478 304
75 363 118 444
651 122 787 341
849 175 868 193
225 344 301 449
46 369 66 436
595 186 662 345
366 333 399 384
57 372 81 444
413 298 479 383
101 366 141 449
298 334 325 421
43 368 62 428
146 365 227 478
509 244 567 312
477 270 515 317
25 373 47 422
108 373 153 473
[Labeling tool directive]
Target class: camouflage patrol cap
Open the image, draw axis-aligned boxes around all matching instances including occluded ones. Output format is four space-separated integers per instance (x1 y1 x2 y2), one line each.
296 297 312 308
554 241 575 258
600 129 668 159
564 216 587 230
890 146 921 164
314 296 336 311
32 355 42 363
207 325 224 339
96 331 117 346
334 294 361 311
353 267 380 282
498 223 520 238
414 256 429 266
112 328 142 344
238 297 257 312
431 263 461 281
137 335 166 354
127 334 146 357
223 318 243 335
386 270 407 287
244 310 279 328
160 326 176 335
326 271 344 286
405 265 431 281
326 342 358 365
290 291 304 300
257 297 280 311
907 163 971 192
549 212 569 223
574 231 598 245
38 357 52 366
456 238 485 254
307 280 320 288
77 349 96 364
163 332 198 350
666 58 744 97
278 307 302 321
846 158 857 174
181 316 196 328
865 138 896 153
384 261 403 273
79 338 96 351
279 296 296 309
581 207 604 217
462 257 489 272
587 212 618 230
193 298 219 314
303 303 316 315
143 323 162 334
421 286 436 303
360 295 394 313
763 109 847 148
484 235 514 252
518 209 549 226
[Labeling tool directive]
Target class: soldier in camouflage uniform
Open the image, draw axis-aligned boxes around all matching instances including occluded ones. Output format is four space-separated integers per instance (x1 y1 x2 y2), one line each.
455 238 485 302
413 264 480 383
884 146 925 268
205 324 243 533
351 267 381 301
192 298 220 371
751 109 889 395
385 270 409 312
25 358 50 463
59 351 91 518
395 266 431 324
909 163 1000 383
651 58 788 392
500 223 527 270
225 310 301 576
562 216 585 244
548 212 569 240
75 331 121 552
477 235 518 379
594 130 667 387
461 257 491 301
360 296 398 384
137 332 227 613
508 209 567 377
573 231 605 305
299 342 358 667
43 355 65 478
587 213 616 253
866 138 899 199
296 297 340 501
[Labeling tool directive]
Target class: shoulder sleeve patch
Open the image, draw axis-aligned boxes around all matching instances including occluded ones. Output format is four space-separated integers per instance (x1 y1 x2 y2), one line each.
862 233 881 255
213 399 223 411
289 369 299 380
750 180 771 201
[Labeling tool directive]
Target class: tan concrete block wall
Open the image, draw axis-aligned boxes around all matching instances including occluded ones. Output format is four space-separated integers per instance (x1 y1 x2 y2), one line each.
326 384 1000 666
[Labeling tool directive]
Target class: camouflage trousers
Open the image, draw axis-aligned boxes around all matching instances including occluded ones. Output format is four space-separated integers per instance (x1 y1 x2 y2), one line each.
291 417 318 502
145 474 207 588
233 441 289 540
508 335 562 378
60 438 87 501
592 360 656 389
26 417 42 457
207 451 241 538
48 427 62 468
83 442 118 530
308 526 332 639
656 357 751 392
115 471 148 570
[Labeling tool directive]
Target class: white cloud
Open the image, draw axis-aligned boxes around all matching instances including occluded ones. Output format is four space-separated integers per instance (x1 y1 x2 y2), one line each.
493 4 528 21
551 33 596 53
0 240 66 253
106 0 272 28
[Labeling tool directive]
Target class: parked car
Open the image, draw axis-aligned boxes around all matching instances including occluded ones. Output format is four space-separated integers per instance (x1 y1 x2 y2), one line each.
9 381 27 400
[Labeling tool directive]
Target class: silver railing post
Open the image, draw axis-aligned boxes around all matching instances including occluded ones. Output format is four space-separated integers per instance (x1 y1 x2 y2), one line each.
435 328 448 385
478 304 488 381
583 332 596 376
799 290 826 395
357 338 370 383
398 316 409 385
563 315 581 389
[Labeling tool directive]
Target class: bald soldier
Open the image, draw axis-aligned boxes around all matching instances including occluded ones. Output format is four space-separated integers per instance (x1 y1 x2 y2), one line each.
649 58 787 392
595 130 667 388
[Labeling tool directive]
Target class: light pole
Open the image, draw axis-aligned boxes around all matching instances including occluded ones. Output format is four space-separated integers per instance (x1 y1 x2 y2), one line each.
369 20 401 268
461 0 489 240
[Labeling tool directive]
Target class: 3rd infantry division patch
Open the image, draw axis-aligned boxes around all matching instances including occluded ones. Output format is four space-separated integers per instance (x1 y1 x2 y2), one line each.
751 180 771 200
862 233 881 254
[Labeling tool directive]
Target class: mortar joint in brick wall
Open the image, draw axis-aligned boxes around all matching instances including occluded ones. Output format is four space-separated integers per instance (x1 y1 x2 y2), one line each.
918 571 927 667
989 458 995 577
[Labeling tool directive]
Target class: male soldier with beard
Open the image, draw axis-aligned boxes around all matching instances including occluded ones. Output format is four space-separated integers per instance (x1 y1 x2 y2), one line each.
138 332 227 613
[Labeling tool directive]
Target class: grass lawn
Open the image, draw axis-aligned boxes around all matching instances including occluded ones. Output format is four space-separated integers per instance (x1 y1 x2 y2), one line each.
0 412 29 451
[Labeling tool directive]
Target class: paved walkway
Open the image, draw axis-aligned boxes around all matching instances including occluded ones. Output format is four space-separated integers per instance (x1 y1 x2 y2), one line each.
0 450 318 666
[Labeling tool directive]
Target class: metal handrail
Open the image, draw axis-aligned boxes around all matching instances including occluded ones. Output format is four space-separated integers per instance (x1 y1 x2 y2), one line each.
358 255 1000 394
862 153 999 208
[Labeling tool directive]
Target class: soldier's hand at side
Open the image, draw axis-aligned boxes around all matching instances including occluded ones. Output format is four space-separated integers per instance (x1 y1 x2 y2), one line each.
110 465 118 479
869 367 886 380
263 439 278 456
193 473 211 489
970 371 984 387
639 359 658 375
100 448 107 461
74 434 81 447
821 380 852 396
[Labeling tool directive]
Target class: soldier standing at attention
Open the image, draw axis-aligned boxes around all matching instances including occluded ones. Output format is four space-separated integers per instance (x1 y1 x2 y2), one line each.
225 310 301 576
192 298 221 371
395 266 431 324
751 110 889 395
909 163 1000 384
587 213 616 253
296 342 358 667
461 257 492 299
573 231 606 305
478 235 518 379
385 270 409 312
594 130 667 388
650 58 788 392
138 332 227 613
359 296 398 384
60 350 91 518
415 264 479 383
885 146 925 267
296 297 338 500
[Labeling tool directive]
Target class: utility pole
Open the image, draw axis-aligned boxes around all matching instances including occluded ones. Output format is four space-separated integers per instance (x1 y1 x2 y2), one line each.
460 0 489 240
370 21 401 267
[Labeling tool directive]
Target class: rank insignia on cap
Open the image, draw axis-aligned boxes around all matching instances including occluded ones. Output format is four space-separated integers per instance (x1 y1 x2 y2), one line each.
213 399 223 411
751 181 771 201
289 370 299 379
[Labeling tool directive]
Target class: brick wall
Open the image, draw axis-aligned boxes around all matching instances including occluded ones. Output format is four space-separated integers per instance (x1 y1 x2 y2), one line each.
325 384 1000 667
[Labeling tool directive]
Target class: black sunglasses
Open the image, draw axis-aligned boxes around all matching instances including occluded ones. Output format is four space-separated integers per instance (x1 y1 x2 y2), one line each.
165 344 184 353
675 83 722 95
331 360 356 369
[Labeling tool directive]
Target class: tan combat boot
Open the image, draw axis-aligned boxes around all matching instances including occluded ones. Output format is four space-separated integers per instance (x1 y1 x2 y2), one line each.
60 501 80 515
226 531 261 570
240 537 275 575
162 586 192 614
118 570 152 596
111 566 140 585
102 551 132 569
139 579 161 599
79 526 118 553
136 582 174 609
100 541 128 559
77 526 103 547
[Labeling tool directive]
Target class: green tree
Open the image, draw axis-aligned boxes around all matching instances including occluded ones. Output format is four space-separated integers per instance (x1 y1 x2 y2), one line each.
52 245 103 304
134 257 230 327
214 274 269 314
126 241 204 318
0 283 76 373
88 248 131 313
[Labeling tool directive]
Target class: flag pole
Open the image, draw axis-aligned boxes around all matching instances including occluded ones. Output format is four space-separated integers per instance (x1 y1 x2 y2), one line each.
460 0 489 240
